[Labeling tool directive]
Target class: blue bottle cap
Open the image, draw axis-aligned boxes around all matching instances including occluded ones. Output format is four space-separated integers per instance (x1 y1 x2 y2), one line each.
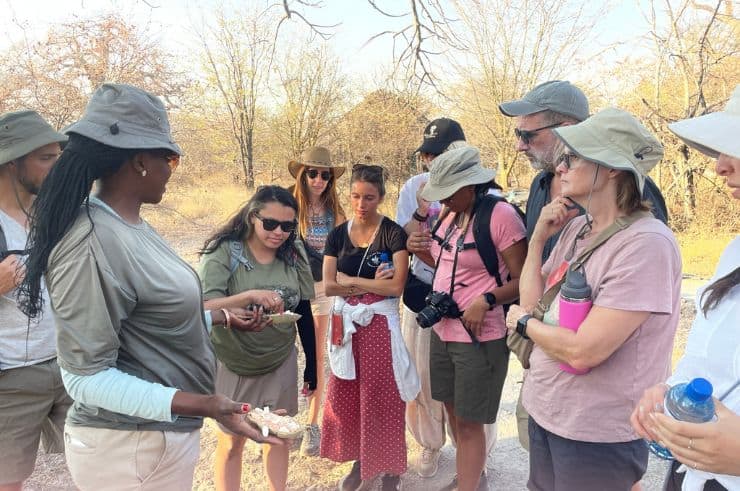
685 378 713 402
379 252 390 262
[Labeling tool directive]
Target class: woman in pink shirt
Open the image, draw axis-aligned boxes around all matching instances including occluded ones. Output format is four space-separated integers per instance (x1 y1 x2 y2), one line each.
408 145 527 491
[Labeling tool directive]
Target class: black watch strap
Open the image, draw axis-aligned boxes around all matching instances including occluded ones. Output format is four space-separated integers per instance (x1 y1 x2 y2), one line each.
516 314 533 339
483 292 497 310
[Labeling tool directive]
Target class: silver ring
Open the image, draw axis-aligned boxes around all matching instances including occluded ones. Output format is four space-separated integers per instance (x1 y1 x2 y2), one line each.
688 438 694 450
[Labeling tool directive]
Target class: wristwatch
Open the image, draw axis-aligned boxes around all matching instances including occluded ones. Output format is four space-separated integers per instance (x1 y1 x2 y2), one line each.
516 314 533 339
483 292 497 310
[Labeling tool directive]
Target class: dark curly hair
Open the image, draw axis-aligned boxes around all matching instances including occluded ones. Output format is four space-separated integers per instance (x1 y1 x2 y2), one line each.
200 185 303 265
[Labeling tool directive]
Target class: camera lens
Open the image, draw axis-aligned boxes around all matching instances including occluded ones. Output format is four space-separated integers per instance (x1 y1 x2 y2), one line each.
416 305 441 329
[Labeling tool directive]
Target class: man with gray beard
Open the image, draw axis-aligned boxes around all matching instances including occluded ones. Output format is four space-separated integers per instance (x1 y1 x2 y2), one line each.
500 81 667 262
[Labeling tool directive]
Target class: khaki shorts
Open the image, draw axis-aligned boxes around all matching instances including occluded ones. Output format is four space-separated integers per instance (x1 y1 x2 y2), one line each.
0 358 72 485
64 424 200 491
311 280 333 316
430 331 509 424
214 347 298 434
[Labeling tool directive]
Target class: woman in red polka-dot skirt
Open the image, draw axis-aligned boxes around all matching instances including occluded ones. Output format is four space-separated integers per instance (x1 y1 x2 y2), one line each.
320 164 420 491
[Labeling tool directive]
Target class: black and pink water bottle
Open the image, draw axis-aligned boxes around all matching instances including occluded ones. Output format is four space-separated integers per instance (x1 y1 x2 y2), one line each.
559 268 592 375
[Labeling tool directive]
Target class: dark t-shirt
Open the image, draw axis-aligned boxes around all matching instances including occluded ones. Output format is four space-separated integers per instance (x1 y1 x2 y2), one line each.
325 217 407 279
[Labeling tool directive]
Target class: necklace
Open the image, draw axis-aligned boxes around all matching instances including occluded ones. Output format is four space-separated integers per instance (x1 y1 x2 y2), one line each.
308 202 324 218
350 216 382 248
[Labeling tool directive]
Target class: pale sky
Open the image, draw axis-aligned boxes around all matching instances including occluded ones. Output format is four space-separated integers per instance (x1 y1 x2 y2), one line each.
1 0 655 98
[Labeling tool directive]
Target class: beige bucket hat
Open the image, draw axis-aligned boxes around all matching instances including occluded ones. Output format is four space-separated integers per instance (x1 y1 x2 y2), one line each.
553 107 663 193
668 84 740 159
0 110 67 165
288 146 345 179
420 146 495 202
64 83 181 155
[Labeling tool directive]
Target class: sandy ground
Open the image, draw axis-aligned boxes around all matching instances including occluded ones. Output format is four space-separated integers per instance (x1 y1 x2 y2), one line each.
22 218 695 491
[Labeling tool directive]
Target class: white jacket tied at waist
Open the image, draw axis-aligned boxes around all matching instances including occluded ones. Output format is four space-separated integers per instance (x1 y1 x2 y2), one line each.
327 296 420 402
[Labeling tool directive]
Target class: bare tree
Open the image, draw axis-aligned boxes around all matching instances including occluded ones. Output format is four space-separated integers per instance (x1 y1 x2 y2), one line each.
444 0 604 188
271 44 347 163
629 0 739 223
0 14 186 128
197 5 275 189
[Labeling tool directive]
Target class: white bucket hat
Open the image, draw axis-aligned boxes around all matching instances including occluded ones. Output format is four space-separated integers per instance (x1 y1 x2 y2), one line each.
420 146 496 202
64 83 181 155
668 84 740 159
553 108 664 193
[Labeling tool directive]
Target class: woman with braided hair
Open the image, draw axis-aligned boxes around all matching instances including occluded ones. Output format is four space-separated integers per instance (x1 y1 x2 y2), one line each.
19 83 282 490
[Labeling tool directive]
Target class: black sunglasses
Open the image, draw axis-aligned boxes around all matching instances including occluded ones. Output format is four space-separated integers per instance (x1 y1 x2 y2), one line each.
514 122 564 145
557 152 577 170
306 169 332 181
255 215 297 233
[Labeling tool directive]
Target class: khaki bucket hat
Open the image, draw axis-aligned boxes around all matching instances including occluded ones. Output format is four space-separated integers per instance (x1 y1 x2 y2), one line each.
420 146 496 202
553 108 663 193
668 84 740 160
64 83 181 154
0 110 67 165
288 146 345 179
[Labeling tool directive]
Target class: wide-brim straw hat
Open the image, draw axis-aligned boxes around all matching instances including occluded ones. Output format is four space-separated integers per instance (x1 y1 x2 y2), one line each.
420 146 496 202
288 146 345 179
64 83 182 155
668 84 740 159
553 107 663 193
0 110 67 165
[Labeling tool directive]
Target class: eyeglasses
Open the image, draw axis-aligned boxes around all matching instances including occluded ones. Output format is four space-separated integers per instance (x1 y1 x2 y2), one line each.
255 215 297 233
306 169 332 181
556 152 577 170
514 122 564 145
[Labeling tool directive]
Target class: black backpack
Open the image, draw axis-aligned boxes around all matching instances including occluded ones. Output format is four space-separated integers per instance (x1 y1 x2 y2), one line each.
432 194 526 314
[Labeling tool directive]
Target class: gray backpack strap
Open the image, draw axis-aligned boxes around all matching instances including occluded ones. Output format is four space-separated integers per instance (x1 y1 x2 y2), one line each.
228 240 253 275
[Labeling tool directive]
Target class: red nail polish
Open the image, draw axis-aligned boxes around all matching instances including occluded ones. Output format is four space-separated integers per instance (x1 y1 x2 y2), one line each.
241 403 250 412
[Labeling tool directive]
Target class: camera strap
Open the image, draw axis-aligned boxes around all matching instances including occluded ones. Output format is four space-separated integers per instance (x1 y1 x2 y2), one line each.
429 212 478 345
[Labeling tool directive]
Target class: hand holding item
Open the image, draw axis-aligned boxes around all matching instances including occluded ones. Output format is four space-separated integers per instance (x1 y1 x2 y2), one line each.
210 395 284 445
375 261 394 280
649 399 740 475
247 289 284 313
231 306 272 332
406 231 432 255
532 196 580 244
630 382 670 442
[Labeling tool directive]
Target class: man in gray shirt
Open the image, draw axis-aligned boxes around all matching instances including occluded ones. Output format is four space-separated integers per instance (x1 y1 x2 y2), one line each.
0 110 71 491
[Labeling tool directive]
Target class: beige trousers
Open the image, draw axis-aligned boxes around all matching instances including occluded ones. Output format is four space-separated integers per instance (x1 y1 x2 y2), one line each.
401 306 497 453
64 424 200 491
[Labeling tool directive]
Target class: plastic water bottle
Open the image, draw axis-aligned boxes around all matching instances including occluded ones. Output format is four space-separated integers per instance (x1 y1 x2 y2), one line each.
379 251 395 298
379 251 394 272
558 268 592 375
649 378 716 460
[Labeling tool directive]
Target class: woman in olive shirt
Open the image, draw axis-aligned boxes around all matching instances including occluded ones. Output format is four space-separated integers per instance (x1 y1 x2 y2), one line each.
199 185 316 491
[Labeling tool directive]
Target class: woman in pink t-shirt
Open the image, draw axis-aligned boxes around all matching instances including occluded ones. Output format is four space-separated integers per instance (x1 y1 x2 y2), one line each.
506 108 682 491
408 146 527 491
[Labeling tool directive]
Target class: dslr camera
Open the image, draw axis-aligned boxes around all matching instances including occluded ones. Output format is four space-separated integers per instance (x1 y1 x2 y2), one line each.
416 291 462 329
